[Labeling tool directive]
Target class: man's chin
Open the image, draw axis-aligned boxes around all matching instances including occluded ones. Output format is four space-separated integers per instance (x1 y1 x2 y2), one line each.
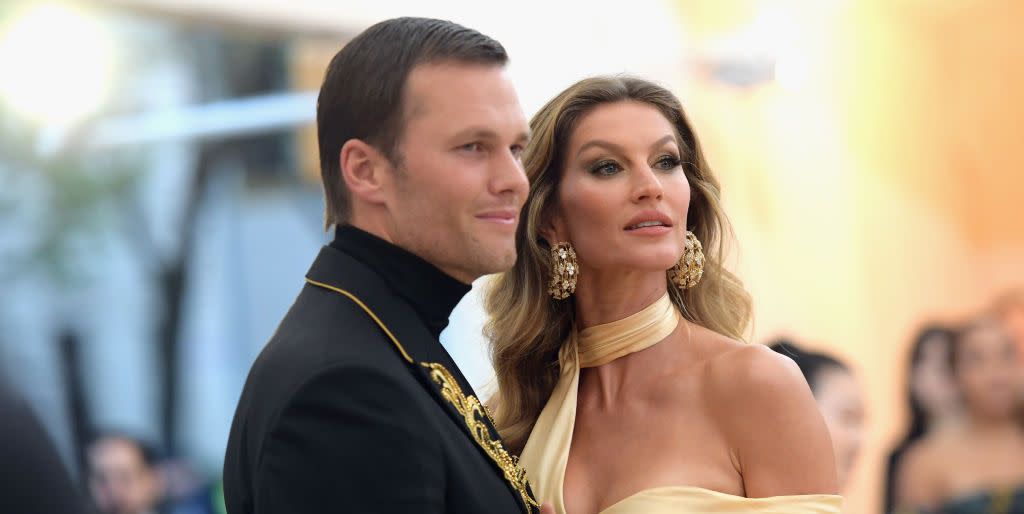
475 249 518 277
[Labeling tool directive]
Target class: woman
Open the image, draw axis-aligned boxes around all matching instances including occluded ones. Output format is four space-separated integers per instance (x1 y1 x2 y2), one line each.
993 289 1024 357
884 326 963 513
769 341 865 491
895 317 1024 513
485 76 841 513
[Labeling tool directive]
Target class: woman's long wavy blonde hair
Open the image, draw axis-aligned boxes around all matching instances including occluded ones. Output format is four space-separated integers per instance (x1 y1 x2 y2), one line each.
484 76 753 453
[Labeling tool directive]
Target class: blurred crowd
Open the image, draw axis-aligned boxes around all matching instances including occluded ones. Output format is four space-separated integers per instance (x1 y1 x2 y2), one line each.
776 287 1024 513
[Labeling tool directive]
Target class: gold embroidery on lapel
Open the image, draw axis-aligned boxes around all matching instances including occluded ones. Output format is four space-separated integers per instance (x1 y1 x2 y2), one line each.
305 279 538 512
422 362 539 513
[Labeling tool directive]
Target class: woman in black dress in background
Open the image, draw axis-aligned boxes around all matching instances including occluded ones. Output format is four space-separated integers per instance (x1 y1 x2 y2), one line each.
895 318 1024 513
885 326 963 512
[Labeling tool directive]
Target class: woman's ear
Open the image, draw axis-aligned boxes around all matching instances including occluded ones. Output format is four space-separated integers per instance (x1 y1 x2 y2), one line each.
539 206 567 245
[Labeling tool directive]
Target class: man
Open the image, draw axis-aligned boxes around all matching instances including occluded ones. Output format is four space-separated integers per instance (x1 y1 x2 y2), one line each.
223 17 540 513
86 432 165 514
0 380 89 514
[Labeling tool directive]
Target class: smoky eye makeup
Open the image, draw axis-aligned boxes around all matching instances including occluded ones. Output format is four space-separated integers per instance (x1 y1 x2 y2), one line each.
653 154 682 170
587 159 622 176
583 153 683 177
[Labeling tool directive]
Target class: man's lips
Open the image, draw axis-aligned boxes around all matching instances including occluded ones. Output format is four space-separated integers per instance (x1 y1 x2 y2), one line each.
477 209 518 225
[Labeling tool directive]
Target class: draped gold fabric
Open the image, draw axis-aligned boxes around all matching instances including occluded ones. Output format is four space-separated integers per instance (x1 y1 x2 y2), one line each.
520 293 843 513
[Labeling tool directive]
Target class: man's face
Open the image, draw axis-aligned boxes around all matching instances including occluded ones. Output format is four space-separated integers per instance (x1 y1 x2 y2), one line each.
88 438 161 514
381 62 529 283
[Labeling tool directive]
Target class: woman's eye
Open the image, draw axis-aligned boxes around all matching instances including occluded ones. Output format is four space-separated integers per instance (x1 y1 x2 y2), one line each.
654 155 682 171
589 160 622 176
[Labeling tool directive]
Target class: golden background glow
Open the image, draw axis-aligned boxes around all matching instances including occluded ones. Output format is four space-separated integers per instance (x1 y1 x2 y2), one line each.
673 1 1024 512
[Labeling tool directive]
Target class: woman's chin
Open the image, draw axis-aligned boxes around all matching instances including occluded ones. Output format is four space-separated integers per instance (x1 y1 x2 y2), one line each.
581 251 683 276
624 258 683 274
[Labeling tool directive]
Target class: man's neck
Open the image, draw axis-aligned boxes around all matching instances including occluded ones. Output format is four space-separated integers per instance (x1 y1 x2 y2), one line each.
343 219 475 284
347 217 395 244
329 224 472 338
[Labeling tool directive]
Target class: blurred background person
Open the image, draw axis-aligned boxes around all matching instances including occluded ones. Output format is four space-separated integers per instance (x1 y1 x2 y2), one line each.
87 432 166 514
769 339 865 491
993 288 1024 356
992 288 1024 430
894 317 1024 513
884 325 964 513
0 378 90 514
159 457 222 514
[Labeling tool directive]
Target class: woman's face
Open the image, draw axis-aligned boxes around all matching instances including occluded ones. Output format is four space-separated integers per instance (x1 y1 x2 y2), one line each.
813 367 864 490
548 101 690 276
955 322 1021 420
999 305 1024 357
910 335 962 422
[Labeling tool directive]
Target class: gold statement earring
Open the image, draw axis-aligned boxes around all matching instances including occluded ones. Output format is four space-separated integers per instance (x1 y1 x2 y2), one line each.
669 231 705 289
549 242 578 300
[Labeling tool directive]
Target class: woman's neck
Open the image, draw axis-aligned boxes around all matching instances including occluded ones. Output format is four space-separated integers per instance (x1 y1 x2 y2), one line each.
573 270 682 407
964 411 1021 438
928 412 963 435
578 320 684 409
573 269 669 329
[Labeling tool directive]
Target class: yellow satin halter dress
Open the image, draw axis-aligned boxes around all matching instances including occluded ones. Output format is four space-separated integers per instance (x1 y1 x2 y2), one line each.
518 293 843 513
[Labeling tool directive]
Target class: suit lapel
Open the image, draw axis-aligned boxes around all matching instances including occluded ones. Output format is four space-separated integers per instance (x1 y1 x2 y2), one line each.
306 247 539 513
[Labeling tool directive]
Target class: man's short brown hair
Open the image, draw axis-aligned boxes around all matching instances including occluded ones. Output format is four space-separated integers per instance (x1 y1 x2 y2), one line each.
316 17 508 228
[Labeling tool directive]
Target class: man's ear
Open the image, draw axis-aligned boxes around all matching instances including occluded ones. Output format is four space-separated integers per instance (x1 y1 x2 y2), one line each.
339 139 392 206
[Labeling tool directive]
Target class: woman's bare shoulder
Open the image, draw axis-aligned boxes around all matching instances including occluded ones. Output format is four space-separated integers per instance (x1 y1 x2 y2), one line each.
693 333 839 495
695 332 808 403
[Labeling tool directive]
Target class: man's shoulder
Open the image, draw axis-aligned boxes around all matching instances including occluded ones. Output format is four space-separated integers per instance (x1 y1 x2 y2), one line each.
236 280 419 413
268 282 407 362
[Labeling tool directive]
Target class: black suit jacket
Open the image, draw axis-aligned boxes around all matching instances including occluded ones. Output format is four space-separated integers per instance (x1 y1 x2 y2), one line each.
0 381 90 514
223 241 538 514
